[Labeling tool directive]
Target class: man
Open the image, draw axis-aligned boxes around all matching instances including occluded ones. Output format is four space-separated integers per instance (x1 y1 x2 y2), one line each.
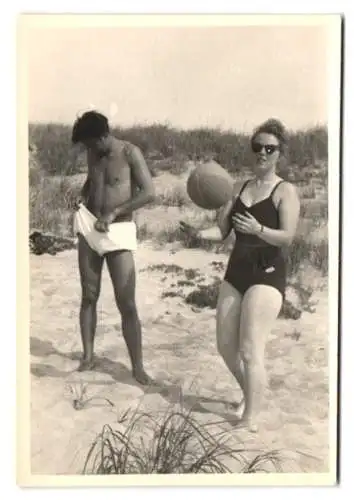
71 111 155 385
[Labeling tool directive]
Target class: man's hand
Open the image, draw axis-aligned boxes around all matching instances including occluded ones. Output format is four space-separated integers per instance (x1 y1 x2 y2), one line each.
94 219 108 233
94 214 114 233
74 196 85 211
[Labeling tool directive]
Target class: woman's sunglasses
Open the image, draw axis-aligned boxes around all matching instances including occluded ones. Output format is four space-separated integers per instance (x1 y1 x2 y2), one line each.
252 142 280 155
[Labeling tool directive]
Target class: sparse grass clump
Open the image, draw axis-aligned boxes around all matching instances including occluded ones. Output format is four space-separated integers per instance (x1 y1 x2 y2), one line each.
64 382 115 411
177 280 194 287
185 278 222 309
161 290 185 299
184 268 200 280
143 264 185 275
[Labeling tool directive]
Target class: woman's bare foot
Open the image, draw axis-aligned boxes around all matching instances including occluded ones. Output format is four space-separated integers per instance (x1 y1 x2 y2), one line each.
234 417 259 433
132 368 153 386
225 398 245 418
77 358 95 372
234 398 245 419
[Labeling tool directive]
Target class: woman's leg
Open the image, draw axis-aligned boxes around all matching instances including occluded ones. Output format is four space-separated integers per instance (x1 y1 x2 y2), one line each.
216 280 245 409
238 284 283 431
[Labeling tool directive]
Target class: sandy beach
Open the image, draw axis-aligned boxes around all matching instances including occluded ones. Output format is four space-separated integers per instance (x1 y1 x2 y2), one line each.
29 241 330 476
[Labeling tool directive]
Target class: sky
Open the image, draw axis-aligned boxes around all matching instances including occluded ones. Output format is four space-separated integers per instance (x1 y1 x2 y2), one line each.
27 23 330 133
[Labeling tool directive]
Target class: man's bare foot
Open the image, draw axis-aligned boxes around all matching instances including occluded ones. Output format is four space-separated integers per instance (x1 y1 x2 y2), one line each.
132 368 153 386
77 359 95 372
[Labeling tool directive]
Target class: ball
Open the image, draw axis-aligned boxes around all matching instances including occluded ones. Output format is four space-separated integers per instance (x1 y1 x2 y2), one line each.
186 161 234 210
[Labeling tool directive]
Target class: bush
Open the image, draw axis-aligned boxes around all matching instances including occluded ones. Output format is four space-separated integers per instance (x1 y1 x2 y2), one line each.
29 176 79 235
29 123 86 176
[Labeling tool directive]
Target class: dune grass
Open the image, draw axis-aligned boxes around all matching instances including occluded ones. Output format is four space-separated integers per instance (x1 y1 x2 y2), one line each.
82 402 288 474
29 122 328 177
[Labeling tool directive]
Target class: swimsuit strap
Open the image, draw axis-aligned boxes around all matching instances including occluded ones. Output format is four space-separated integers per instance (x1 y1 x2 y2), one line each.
269 180 285 198
238 180 250 197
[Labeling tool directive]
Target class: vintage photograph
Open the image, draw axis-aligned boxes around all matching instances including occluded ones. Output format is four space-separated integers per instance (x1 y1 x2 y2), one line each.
18 14 341 486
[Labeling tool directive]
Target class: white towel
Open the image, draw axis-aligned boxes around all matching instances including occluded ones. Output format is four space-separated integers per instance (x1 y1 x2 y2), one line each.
73 204 137 256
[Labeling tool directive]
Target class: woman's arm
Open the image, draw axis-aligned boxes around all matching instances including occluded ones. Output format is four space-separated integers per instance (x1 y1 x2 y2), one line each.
216 180 243 239
199 226 223 241
196 202 233 241
179 180 240 243
216 199 234 239
197 188 238 241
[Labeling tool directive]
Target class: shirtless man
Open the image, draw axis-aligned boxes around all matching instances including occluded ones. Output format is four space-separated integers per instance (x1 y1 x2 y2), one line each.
71 111 155 384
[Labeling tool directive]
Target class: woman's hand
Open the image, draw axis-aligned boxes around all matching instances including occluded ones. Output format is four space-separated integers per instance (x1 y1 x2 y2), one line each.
179 221 202 242
232 211 262 235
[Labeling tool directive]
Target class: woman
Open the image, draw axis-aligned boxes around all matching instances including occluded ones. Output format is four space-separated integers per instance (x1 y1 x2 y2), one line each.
180 119 300 432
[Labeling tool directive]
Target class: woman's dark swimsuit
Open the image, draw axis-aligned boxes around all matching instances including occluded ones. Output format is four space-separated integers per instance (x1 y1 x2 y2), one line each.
224 180 286 299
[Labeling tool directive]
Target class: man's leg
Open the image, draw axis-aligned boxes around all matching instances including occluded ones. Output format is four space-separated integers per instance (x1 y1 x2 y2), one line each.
105 249 151 385
78 234 104 371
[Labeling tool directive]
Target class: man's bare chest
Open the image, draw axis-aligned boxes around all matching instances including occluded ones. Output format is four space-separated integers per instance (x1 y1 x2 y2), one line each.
89 155 131 187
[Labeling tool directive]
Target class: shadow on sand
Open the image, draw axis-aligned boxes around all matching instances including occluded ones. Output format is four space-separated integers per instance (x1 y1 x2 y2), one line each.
30 336 241 426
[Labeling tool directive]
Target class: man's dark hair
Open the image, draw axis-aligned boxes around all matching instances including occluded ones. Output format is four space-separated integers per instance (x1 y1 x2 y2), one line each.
71 111 110 144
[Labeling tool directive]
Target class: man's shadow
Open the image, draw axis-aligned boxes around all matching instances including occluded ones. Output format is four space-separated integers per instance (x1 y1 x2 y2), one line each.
30 337 239 424
30 337 146 389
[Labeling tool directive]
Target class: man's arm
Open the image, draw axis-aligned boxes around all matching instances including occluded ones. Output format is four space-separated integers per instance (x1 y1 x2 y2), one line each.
108 144 155 219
